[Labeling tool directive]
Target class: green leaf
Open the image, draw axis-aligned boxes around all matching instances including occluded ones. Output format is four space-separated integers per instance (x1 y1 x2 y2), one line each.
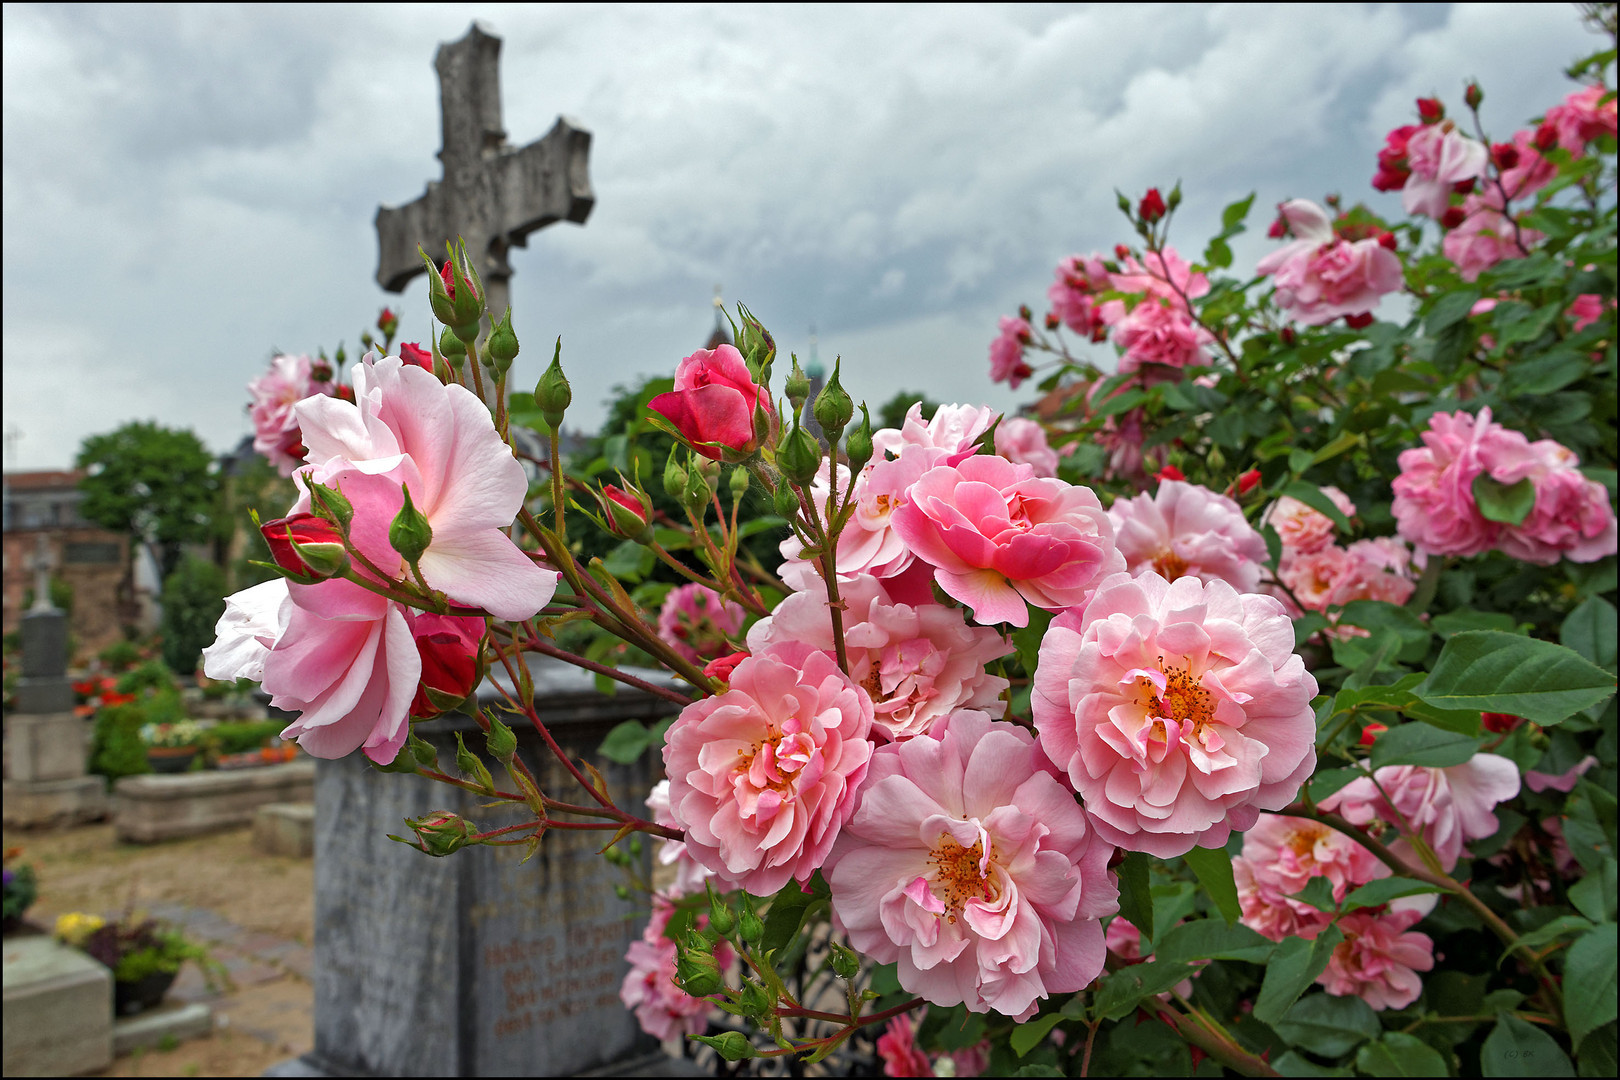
1481 1013 1574 1076
1565 926 1618 1046
1356 1031 1450 1076
1254 927 1343 1025
1204 236 1233 269
1183 845 1242 924
1155 919 1275 964
1569 858 1617 922
1432 610 1521 638
1280 481 1352 532
1117 852 1154 945
1310 430 1366 467
759 882 817 954
1010 1014 1064 1057
1273 993 1381 1058
1337 601 1433 665
1371 722 1479 768
1426 289 1482 335
1309 766 1363 803
1563 597 1618 672
1092 961 1196 1020
1274 1050 1352 1076
1415 631 1617 725
1473 474 1538 526
1221 192 1256 232
597 719 654 765
1295 612 1330 648
1577 1023 1617 1079
1341 877 1445 913
1290 876 1337 912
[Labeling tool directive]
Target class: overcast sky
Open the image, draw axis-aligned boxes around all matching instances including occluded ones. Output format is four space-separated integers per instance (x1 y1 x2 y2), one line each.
1 3 1602 471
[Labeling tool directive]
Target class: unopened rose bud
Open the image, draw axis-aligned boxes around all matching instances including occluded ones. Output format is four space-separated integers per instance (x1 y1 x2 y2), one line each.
1534 123 1558 152
1359 721 1388 747
1155 465 1185 483
1377 231 1398 252
813 357 853 438
828 941 860 979
663 448 689 502
261 514 348 578
486 308 519 373
845 404 874 474
399 342 433 371
390 484 433 570
691 1032 754 1061
453 731 496 794
737 977 773 1019
535 339 572 431
773 482 801 519
1044 312 1060 330
784 356 811 414
675 933 724 996
1345 312 1375 329
1280 327 1297 346
1452 179 1476 195
702 651 749 684
406 810 474 856
1268 215 1288 239
737 304 776 380
378 307 399 337
409 733 438 768
1114 243 1132 261
412 618 483 721
1464 83 1483 110
430 239 486 333
1018 304 1032 322
706 881 736 937
485 717 516 764
682 461 712 516
1481 712 1524 734
307 481 354 531
1116 191 1132 214
311 360 334 383
1492 143 1520 171
1416 97 1444 123
1167 183 1183 212
738 904 764 944
1138 187 1167 223
727 466 750 501
1237 469 1263 495
1439 206 1467 230
598 483 653 541
777 417 821 487
439 326 467 367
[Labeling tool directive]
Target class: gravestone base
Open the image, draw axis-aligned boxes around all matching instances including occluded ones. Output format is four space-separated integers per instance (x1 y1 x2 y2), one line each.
254 802 315 857
2 934 114 1076
113 761 314 842
7 712 91 782
2 775 108 829
112 1001 213 1054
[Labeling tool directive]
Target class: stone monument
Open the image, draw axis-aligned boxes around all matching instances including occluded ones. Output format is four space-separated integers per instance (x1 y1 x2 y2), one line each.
375 22 594 338
3 536 108 827
285 658 677 1076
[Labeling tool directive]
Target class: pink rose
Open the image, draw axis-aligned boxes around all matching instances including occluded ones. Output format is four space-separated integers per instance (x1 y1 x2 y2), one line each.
876 1009 990 1078
1317 908 1435 1011
1401 122 1488 219
1033 572 1318 857
1048 255 1115 340
1392 407 1511 558
1110 247 1210 310
294 355 559 621
1483 130 1556 209
1493 439 1617 566
663 646 873 895
827 711 1116 1021
994 417 1059 477
1108 479 1270 593
1441 198 1543 282
1113 299 1212 372
1525 755 1598 794
1372 124 1421 191
248 353 334 476
877 402 1000 459
1319 754 1521 872
747 573 1013 741
1569 293 1607 332
890 455 1123 627
202 579 292 684
1257 200 1403 326
1236 814 1387 945
645 780 713 898
1543 84 1618 154
989 316 1033 388
648 344 771 460
656 583 747 666
1263 486 1356 555
619 898 734 1041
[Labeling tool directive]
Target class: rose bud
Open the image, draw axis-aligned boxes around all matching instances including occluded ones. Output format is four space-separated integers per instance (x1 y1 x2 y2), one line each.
1155 464 1186 483
260 513 348 578
399 342 433 371
1439 206 1467 230
1416 96 1444 123
596 483 653 541
1138 187 1167 223
648 344 772 462
701 651 749 684
1237 468 1263 495
410 614 485 720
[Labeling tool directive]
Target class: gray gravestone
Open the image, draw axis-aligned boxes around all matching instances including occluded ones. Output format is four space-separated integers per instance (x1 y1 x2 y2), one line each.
375 22 594 337
296 658 676 1077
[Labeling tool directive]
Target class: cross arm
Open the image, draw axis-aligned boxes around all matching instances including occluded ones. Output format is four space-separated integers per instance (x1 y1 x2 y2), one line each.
496 116 595 250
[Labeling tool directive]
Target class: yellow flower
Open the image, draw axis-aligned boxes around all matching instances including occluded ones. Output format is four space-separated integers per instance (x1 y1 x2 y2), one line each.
54 911 105 945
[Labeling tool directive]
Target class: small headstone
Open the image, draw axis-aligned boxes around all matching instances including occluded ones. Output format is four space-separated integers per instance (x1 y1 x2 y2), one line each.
298 658 675 1077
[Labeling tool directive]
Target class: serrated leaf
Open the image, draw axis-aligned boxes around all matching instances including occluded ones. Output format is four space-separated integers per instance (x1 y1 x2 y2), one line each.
1565 926 1618 1046
1274 993 1381 1058
1340 877 1445 912
1569 858 1617 922
1473 474 1538 526
1155 919 1275 964
1356 1031 1449 1076
1562 597 1618 672
1254 927 1342 1025
759 882 816 954
1183 845 1241 924
1092 961 1195 1020
1415 631 1616 725
1010 1014 1064 1056
1290 876 1337 912
1117 852 1154 945
1371 722 1479 768
1482 1013 1574 1076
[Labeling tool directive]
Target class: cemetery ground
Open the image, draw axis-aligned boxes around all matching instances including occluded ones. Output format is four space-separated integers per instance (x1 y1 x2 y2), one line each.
18 819 314 1076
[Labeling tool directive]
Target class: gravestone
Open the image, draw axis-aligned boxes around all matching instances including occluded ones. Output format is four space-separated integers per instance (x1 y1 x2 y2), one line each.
2 538 107 827
375 22 594 340
292 657 677 1077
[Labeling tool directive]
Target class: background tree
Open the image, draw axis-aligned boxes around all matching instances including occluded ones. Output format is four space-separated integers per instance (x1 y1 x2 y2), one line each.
75 421 220 581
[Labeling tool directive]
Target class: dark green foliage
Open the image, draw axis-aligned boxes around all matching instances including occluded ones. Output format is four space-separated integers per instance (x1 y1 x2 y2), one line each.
75 420 219 580
89 702 151 781
203 720 284 756
159 556 227 676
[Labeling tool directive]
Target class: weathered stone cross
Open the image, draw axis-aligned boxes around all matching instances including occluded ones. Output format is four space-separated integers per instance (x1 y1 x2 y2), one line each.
375 23 594 331
27 534 58 615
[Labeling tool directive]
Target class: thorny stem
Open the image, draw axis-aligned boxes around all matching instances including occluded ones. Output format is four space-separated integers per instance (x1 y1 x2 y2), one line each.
523 635 694 707
418 768 524 802
794 481 851 675
1080 1018 1101 1077
550 428 566 542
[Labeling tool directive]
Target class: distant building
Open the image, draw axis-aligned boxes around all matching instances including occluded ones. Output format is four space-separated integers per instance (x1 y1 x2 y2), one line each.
2 470 136 657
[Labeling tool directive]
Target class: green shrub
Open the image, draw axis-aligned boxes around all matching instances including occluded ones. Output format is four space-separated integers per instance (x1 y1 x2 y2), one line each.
90 702 151 781
115 660 176 696
204 720 283 756
159 556 227 677
98 639 142 673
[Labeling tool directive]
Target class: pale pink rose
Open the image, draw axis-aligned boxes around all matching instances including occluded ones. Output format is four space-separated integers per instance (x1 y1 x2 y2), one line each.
1048 255 1116 339
747 573 1012 741
1033 572 1318 857
1263 486 1356 555
1484 130 1556 209
663 646 873 895
890 455 1123 627
990 316 1033 388
1278 544 1355 613
1319 754 1521 873
1242 812 1387 903
1441 198 1543 282
994 417 1059 477
1113 299 1212 372
201 579 292 683
1317 907 1434 1011
249 354 335 476
1543 85 1618 154
1110 247 1210 310
827 711 1117 1021
619 898 734 1041
656 583 747 666
1257 200 1404 326
1335 538 1420 607
1235 855 1334 942
645 780 712 897
1392 407 1509 558
1495 443 1618 566
1401 123 1488 218
878 402 1001 459
1109 480 1270 593
294 355 558 621
1569 294 1607 332
1525 755 1598 794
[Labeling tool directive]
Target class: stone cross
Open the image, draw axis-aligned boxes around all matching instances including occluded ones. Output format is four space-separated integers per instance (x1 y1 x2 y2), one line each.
28 534 58 614
375 23 594 331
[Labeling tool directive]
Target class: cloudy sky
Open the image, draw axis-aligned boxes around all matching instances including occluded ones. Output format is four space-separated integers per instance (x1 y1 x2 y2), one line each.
1 3 1602 471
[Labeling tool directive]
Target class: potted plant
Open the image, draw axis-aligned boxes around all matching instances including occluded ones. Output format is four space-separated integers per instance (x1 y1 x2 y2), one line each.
140 719 206 773
56 912 225 1015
